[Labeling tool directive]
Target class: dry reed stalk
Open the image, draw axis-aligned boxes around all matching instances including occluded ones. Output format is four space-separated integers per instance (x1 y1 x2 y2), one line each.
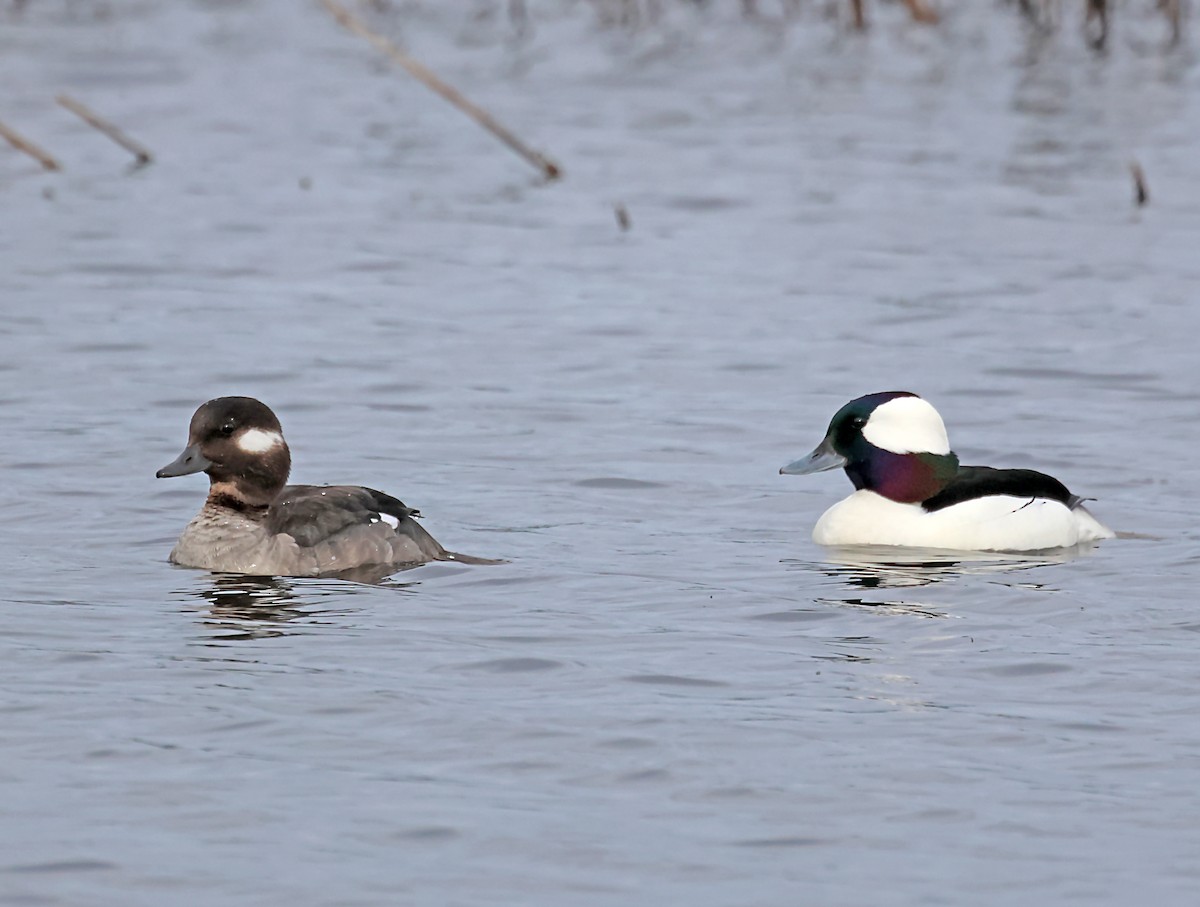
56 94 154 167
322 0 562 181
850 0 866 28
0 119 61 171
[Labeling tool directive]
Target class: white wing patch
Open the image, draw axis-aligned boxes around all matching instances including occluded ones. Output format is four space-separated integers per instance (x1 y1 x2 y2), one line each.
862 396 951 455
379 513 400 529
237 428 284 453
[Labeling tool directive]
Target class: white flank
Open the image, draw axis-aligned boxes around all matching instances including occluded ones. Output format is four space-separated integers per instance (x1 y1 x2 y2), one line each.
813 490 1112 551
380 513 400 529
237 428 284 453
862 396 951 455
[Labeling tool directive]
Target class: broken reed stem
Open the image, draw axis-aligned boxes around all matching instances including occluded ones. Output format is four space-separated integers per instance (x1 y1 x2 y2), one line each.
322 0 562 181
56 94 153 166
1130 161 1149 207
0 119 61 171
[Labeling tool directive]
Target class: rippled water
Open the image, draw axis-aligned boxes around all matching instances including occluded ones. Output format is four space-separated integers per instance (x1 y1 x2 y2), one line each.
3 2 1200 904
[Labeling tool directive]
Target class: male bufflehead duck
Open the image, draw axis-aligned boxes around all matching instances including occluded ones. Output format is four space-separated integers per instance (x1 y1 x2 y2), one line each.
780 391 1114 551
157 396 493 577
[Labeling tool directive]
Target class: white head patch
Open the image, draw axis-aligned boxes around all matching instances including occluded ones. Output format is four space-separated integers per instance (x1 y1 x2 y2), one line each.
862 396 951 455
236 428 284 454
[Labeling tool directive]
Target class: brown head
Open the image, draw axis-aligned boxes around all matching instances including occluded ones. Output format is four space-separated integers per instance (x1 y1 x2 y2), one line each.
156 396 292 508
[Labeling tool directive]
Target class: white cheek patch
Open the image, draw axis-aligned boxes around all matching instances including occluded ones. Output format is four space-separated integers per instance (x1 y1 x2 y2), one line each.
862 396 951 455
379 513 400 529
236 428 284 454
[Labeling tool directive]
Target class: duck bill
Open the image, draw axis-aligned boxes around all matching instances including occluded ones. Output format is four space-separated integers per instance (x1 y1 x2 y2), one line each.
780 438 847 475
156 443 212 478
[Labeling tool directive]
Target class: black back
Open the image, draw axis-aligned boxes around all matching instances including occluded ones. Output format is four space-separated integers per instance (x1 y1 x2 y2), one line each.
921 466 1080 513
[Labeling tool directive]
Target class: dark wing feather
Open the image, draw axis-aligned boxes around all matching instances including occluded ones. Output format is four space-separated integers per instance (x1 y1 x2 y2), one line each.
265 484 500 569
360 487 421 522
267 484 418 548
921 466 1079 513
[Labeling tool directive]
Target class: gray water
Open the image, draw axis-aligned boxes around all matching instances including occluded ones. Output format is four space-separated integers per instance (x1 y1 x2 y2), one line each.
3 2 1200 904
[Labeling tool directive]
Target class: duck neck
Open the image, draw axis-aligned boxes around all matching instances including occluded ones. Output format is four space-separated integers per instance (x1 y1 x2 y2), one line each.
203 444 290 512
205 482 273 517
846 450 959 504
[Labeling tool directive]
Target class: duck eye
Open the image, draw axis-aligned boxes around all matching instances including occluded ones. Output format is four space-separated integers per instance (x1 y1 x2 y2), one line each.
850 416 867 429
219 423 236 437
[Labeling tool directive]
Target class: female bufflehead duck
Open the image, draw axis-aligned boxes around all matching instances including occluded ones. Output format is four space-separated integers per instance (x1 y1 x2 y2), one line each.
157 396 494 577
780 391 1114 551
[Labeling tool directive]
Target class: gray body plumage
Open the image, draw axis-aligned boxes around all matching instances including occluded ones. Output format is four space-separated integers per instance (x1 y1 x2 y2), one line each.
169 484 454 576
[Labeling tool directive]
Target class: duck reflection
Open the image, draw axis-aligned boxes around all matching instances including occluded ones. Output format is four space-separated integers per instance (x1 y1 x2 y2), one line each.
783 543 1099 619
181 570 419 641
793 544 1094 590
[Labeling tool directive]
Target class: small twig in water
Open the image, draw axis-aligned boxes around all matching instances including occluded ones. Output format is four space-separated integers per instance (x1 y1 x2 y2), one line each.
614 202 631 232
0 119 61 171
56 94 154 167
1130 161 1149 207
322 0 561 181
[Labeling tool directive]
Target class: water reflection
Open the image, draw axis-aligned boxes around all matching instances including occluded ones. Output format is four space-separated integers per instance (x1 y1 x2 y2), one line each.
791 544 1094 591
814 597 947 620
178 572 418 641
781 544 1099 620
196 574 304 618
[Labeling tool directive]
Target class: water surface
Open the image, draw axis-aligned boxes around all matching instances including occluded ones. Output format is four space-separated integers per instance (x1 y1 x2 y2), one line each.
2 2 1199 905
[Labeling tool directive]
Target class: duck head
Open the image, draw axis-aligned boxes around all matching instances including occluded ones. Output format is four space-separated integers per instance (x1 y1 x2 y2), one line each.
157 396 292 508
780 391 960 503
